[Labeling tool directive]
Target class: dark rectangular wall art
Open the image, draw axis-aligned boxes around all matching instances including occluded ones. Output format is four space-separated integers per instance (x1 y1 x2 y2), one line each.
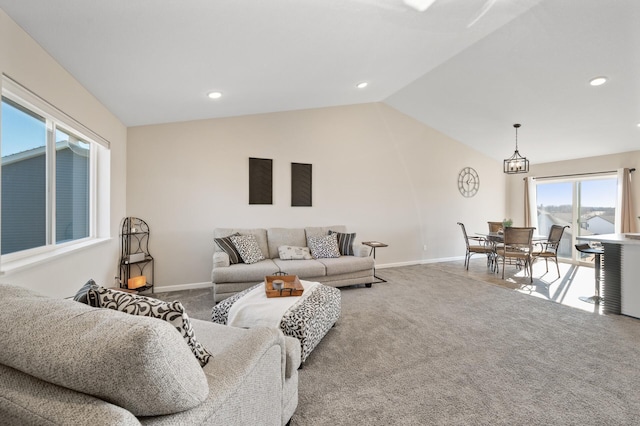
291 162 312 207
249 157 273 205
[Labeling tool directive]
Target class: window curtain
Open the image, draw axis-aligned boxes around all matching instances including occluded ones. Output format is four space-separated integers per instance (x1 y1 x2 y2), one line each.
616 168 637 233
524 177 538 230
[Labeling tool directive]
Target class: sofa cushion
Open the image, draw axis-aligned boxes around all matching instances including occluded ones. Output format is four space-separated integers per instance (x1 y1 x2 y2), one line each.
329 230 356 256
0 363 141 426
87 286 213 367
305 225 346 238
316 255 375 275
0 284 209 417
268 228 307 259
278 245 313 260
212 259 279 283
272 258 326 278
307 233 341 259
215 232 243 264
231 234 266 264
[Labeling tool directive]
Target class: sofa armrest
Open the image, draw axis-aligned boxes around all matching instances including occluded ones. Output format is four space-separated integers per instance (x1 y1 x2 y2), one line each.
353 243 370 257
284 336 301 378
138 322 287 425
194 324 286 416
213 251 230 268
192 319 299 382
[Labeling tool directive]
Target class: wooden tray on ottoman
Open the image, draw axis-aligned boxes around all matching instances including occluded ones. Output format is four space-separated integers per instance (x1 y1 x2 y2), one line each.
265 275 304 298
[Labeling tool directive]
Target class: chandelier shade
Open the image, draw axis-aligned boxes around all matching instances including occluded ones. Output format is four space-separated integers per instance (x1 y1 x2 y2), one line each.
503 123 529 174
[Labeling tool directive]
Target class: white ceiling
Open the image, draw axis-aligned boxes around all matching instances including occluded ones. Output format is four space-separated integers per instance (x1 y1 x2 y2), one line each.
1 0 638 164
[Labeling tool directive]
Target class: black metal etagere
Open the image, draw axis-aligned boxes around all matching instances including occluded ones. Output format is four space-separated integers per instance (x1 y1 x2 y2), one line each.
119 217 154 292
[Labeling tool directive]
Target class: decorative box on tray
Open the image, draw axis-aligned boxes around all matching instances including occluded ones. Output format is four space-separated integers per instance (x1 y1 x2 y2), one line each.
265 275 304 298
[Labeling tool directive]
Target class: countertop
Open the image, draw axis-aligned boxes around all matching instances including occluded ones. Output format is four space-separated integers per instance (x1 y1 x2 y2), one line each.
576 233 640 245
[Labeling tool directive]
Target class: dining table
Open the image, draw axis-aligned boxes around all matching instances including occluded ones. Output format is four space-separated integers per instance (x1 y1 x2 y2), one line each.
475 231 546 242
474 231 546 273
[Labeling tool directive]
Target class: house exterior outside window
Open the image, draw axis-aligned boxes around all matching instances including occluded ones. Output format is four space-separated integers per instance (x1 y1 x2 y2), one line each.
1 78 105 261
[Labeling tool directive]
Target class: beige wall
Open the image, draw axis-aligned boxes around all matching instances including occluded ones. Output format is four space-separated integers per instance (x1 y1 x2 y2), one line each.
0 10 127 297
506 151 640 228
128 103 506 290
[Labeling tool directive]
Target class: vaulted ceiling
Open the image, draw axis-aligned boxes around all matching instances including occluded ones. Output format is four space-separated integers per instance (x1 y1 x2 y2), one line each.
1 0 638 164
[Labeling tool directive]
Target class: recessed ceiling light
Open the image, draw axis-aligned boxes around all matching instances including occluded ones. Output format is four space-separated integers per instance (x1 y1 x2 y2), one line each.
356 82 368 89
207 91 222 99
589 77 608 86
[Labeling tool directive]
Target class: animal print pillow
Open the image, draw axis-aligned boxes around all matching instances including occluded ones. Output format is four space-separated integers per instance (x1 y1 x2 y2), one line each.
307 233 341 259
230 234 265 264
87 287 212 367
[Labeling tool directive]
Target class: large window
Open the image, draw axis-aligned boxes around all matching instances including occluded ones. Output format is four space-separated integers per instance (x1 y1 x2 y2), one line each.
1 82 100 259
535 175 617 263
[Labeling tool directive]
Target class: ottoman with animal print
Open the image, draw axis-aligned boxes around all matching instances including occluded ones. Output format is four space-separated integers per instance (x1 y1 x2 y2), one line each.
211 280 341 363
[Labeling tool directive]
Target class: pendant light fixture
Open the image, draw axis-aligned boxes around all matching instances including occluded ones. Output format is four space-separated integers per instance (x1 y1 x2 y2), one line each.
503 123 529 174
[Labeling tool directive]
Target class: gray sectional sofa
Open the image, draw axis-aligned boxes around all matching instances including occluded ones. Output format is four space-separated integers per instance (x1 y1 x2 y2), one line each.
212 225 375 302
0 284 299 425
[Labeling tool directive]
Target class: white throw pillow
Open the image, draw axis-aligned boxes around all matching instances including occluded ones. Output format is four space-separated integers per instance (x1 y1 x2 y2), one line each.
278 245 313 260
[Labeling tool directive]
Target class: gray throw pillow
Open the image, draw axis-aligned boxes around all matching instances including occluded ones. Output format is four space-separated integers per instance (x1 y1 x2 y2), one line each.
329 230 356 256
214 232 243 264
230 234 265 264
87 287 213 367
72 278 99 305
307 233 341 259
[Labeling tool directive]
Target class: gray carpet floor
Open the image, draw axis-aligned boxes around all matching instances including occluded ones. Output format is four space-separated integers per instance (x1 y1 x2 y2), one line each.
155 263 640 425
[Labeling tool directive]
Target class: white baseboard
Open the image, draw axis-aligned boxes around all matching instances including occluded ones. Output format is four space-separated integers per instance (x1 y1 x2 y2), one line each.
376 256 464 269
154 281 213 293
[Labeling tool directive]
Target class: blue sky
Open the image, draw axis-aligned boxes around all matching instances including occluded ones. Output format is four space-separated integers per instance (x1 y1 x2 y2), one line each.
537 179 617 208
1 99 46 157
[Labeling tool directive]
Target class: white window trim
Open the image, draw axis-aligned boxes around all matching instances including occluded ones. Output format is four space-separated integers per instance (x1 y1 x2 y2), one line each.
1 75 111 274
2 74 110 148
0 237 112 277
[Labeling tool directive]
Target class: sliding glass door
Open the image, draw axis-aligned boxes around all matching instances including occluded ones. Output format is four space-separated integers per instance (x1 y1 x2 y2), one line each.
535 175 617 263
536 181 573 259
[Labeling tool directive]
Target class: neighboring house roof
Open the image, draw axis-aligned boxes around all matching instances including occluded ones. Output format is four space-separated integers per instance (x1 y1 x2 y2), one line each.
2 140 88 166
587 215 615 225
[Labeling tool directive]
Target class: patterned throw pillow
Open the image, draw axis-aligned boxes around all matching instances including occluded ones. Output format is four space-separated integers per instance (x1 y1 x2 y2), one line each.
87 287 213 367
307 233 341 259
329 230 356 256
72 279 100 305
230 234 265 264
278 245 313 260
214 232 243 264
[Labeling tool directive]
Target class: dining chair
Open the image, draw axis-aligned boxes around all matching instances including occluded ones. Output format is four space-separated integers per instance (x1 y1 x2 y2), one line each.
531 225 569 276
457 222 494 270
494 226 535 283
488 221 503 233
